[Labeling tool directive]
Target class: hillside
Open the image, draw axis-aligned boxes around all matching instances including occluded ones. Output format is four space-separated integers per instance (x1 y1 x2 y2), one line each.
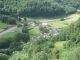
56 17 80 44
0 0 80 60
7 18 80 60
0 0 80 17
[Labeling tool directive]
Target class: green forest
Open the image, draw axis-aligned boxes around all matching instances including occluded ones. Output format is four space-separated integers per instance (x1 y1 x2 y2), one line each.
0 0 80 17
0 0 80 60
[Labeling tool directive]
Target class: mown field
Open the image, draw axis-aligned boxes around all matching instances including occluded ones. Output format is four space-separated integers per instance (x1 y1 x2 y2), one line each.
0 22 10 32
48 21 68 28
47 14 80 28
0 22 9 29
1 32 18 38
29 28 40 35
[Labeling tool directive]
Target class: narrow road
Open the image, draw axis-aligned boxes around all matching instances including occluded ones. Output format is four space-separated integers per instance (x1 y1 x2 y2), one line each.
0 26 17 36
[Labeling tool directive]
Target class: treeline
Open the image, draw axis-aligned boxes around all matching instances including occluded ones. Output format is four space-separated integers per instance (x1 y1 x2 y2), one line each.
0 25 30 60
53 17 80 60
55 18 80 45
0 0 80 17
0 15 16 24
8 38 55 60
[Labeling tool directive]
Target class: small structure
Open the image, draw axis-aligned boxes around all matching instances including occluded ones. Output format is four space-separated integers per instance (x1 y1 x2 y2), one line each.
42 22 48 27
21 18 24 20
28 22 35 27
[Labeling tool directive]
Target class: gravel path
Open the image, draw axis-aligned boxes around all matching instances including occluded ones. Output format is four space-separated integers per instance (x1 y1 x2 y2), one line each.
0 26 17 36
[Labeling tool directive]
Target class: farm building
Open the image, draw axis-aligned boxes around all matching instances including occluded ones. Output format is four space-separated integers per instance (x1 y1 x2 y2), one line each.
42 23 47 27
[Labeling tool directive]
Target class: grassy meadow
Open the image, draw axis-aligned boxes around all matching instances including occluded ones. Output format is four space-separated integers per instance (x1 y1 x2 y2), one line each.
0 29 4 32
1 32 18 38
0 22 9 29
0 22 10 32
47 14 80 28
29 28 40 35
48 21 68 28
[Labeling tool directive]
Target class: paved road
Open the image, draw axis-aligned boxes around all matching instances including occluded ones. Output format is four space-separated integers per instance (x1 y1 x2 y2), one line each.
0 26 17 36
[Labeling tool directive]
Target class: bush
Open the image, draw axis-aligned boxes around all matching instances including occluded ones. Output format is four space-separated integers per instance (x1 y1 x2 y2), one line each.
0 15 16 24
15 33 30 42
60 47 80 60
60 18 65 21
0 38 12 49
17 23 22 27
24 22 28 26
0 48 12 55
8 52 29 60
9 42 23 51
31 51 53 60
22 26 28 33
8 17 16 24
0 53 9 60
55 50 60 59
48 43 54 48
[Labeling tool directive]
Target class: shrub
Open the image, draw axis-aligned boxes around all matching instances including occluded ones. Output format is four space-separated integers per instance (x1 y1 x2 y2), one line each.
0 53 9 60
0 48 12 55
8 52 30 60
9 42 23 51
59 47 80 60
15 33 30 42
60 18 65 21
24 22 28 26
48 43 54 48
22 26 28 33
8 17 16 24
0 38 12 49
17 23 22 27
0 15 16 24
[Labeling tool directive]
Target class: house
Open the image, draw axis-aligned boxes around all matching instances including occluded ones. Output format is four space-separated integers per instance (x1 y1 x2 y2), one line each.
28 22 36 27
42 23 47 27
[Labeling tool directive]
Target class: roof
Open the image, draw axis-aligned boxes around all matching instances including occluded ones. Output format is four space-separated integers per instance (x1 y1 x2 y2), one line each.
42 23 47 26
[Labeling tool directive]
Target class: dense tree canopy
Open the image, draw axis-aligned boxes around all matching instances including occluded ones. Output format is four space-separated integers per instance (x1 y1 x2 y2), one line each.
0 0 80 60
55 18 80 44
0 0 80 17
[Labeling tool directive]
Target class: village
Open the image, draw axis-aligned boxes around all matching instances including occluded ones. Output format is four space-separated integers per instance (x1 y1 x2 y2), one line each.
25 21 62 41
0 14 80 41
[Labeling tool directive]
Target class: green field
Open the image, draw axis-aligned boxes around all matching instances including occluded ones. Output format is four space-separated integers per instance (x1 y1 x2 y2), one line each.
0 29 4 32
29 28 40 35
54 41 66 50
48 21 69 28
1 28 40 38
1 32 18 38
0 22 9 29
52 41 67 53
